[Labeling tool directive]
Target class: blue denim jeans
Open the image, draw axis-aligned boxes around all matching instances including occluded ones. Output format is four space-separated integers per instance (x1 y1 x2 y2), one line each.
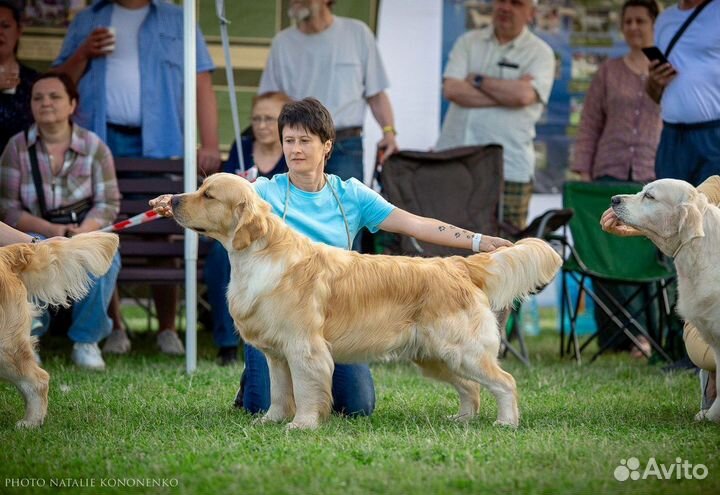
326 136 364 182
34 250 121 344
203 240 239 348
240 344 376 416
105 126 143 158
655 120 720 186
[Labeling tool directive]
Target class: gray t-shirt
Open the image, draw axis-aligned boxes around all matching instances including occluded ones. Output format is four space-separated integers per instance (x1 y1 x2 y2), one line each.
259 16 390 128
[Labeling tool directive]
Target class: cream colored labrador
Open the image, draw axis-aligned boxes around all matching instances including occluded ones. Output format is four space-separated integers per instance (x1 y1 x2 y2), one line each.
611 178 720 423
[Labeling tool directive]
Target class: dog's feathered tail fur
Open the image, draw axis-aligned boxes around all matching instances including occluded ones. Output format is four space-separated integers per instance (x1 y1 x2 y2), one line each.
461 238 562 311
4 232 118 308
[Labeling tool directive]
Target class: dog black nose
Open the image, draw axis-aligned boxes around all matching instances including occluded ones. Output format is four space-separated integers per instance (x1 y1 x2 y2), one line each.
171 195 180 209
611 196 621 206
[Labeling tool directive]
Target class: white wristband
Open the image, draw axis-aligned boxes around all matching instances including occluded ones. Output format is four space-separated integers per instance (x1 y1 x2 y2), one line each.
471 233 483 252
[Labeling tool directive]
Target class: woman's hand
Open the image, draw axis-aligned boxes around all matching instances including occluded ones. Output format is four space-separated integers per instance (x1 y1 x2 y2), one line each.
479 235 513 252
149 195 174 217
600 207 642 237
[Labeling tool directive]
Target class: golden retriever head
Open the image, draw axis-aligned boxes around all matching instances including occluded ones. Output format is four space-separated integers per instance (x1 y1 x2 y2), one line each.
611 178 707 256
171 173 271 250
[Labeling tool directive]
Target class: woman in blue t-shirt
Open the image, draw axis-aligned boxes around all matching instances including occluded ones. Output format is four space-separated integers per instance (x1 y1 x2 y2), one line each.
173 97 512 416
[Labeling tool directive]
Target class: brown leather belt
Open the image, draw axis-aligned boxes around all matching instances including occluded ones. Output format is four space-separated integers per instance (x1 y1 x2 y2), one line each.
107 122 142 135
335 126 363 141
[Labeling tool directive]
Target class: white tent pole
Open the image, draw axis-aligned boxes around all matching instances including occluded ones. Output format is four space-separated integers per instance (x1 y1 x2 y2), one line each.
215 0 245 172
183 0 198 374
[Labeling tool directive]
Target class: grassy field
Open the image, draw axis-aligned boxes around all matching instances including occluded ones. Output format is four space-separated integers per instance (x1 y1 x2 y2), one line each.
1 310 719 495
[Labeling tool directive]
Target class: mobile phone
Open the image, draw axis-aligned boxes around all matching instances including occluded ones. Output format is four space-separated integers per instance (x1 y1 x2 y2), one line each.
642 46 669 65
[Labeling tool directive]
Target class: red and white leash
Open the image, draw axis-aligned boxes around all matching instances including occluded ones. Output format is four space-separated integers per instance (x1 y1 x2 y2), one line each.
100 210 161 233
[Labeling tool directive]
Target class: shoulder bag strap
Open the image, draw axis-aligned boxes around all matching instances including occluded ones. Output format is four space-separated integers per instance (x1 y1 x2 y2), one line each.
26 129 49 219
664 0 714 58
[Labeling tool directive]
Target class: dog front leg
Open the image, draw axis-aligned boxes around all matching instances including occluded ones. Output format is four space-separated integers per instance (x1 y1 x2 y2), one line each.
260 356 295 424
287 341 334 430
4 338 49 428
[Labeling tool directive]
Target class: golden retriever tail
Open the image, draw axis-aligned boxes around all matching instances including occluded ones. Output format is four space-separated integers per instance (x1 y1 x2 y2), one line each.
462 238 562 311
10 232 119 308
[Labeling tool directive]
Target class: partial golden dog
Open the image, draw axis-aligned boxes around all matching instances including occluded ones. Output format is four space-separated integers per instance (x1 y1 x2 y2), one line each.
0 232 118 428
612 178 720 422
170 173 562 429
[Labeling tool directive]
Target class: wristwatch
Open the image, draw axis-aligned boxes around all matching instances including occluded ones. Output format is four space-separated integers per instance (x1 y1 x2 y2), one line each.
472 74 485 89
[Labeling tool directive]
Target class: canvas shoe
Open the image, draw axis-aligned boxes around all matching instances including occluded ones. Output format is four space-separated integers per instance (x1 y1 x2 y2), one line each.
71 343 106 371
103 328 131 354
157 330 185 356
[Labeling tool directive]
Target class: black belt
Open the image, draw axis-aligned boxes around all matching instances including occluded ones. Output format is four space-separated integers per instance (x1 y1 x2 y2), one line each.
107 122 142 135
335 126 363 141
663 119 720 131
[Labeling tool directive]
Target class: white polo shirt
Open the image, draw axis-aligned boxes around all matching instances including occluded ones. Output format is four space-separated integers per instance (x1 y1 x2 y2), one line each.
436 27 555 183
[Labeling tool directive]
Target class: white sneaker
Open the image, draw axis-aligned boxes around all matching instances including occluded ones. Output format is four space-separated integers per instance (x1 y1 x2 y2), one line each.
103 328 131 354
71 343 106 371
157 330 185 356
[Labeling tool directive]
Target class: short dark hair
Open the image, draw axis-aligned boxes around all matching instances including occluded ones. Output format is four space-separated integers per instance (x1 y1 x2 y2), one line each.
278 97 336 156
31 72 80 109
0 0 21 25
621 0 660 22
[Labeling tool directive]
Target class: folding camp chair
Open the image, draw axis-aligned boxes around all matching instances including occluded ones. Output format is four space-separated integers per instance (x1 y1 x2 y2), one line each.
558 181 676 364
380 146 571 365
380 145 504 256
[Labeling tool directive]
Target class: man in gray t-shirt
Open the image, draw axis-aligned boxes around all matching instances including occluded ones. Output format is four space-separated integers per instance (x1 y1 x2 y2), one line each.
259 0 398 182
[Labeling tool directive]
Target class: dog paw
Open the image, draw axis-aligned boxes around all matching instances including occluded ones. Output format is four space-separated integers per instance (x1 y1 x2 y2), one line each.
694 410 708 422
15 419 43 429
286 419 319 430
493 419 519 429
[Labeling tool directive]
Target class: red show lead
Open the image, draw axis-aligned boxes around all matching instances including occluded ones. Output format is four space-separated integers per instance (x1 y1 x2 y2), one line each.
101 210 160 233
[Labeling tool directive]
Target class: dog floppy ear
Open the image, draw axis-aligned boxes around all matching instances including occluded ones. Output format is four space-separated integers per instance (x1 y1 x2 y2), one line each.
232 197 269 251
677 195 706 244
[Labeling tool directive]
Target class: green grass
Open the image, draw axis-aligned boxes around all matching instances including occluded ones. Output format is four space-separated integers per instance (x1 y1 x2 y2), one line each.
1 309 719 495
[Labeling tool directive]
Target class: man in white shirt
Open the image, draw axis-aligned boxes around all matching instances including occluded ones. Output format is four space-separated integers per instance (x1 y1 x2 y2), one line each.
436 0 555 229
259 0 398 182
647 0 720 185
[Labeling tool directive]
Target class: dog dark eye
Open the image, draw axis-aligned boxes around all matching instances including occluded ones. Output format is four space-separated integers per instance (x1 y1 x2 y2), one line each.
643 192 654 200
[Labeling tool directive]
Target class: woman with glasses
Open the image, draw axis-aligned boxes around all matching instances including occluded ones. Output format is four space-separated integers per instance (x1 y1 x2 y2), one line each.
206 92 292 365
224 92 291 179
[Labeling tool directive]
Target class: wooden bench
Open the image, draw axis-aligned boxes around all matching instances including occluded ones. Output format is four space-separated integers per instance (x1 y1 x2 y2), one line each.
113 157 211 328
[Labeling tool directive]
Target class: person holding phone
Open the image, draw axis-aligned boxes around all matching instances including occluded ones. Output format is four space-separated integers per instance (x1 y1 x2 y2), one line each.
648 0 720 185
570 0 661 357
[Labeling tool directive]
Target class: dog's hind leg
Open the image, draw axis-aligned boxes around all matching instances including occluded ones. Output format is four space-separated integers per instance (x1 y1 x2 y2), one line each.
458 352 519 427
1 334 49 429
415 359 481 421
260 355 296 424
699 347 720 423
286 338 334 430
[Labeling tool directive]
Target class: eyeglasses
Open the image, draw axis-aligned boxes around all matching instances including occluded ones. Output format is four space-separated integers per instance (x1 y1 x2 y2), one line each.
251 116 277 125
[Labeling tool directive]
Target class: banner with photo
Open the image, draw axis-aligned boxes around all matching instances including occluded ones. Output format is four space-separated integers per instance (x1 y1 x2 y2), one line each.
442 0 642 193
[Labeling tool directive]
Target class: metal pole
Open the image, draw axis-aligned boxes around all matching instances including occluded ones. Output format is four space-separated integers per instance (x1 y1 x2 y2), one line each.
183 0 198 374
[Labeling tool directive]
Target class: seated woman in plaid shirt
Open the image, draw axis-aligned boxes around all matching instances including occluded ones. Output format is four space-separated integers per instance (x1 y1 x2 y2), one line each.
0 73 121 371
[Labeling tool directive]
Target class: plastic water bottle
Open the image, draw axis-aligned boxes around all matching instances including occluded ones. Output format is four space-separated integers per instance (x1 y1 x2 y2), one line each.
520 295 541 336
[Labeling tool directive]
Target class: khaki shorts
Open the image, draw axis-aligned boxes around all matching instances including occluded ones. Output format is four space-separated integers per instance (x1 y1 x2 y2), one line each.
684 322 716 372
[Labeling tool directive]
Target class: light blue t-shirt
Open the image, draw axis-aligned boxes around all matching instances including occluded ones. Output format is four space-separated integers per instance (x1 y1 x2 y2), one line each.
254 174 394 249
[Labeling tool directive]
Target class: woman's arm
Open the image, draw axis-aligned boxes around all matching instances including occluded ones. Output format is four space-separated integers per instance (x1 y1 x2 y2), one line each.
379 208 512 252
0 221 34 246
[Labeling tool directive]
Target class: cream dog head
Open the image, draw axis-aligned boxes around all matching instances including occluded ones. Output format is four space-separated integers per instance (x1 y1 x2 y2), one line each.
611 178 707 257
171 173 270 250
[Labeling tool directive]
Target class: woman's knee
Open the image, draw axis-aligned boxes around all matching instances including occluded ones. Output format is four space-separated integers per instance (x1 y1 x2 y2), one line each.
332 364 376 416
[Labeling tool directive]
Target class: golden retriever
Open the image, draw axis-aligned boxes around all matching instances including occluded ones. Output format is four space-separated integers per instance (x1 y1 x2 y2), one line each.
168 173 562 429
0 232 119 428
611 178 720 422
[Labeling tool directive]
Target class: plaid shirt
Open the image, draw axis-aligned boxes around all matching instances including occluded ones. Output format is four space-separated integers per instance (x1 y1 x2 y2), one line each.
0 123 120 227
